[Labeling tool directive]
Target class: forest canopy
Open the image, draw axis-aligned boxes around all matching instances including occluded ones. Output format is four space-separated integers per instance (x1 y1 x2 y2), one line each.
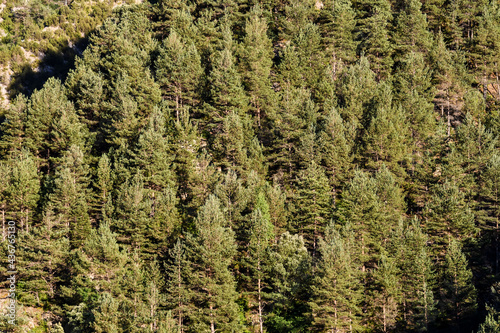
0 0 500 332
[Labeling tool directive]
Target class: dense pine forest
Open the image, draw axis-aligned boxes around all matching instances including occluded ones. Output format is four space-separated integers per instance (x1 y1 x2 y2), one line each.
1 0 500 331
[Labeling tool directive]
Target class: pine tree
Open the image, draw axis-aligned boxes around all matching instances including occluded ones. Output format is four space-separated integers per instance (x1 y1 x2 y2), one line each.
470 2 500 101
239 5 275 130
362 84 411 177
0 95 28 158
7 149 40 232
165 239 192 332
479 154 500 273
66 6 161 149
132 107 176 191
392 0 433 59
336 167 405 268
0 163 10 241
92 292 124 333
266 232 311 332
369 254 401 333
309 222 362 333
293 161 332 255
424 180 476 247
335 56 377 131
392 52 437 142
442 239 477 324
144 258 166 332
66 222 129 317
18 204 70 308
24 78 86 168
317 97 354 197
395 219 436 331
155 30 203 120
478 310 500 333
245 192 274 333
455 113 497 178
269 86 316 182
112 172 175 257
47 145 91 247
355 0 393 78
319 0 357 66
93 153 114 222
184 195 241 332
264 181 288 240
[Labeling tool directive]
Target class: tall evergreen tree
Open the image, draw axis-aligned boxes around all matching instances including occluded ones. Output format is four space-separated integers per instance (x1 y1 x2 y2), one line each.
442 239 477 324
355 0 393 78
7 149 40 232
362 84 410 177
155 30 203 120
239 5 275 130
309 222 362 332
165 240 192 332
392 0 433 59
245 192 274 333
293 161 332 254
319 0 357 66
46 145 91 247
369 254 401 333
184 195 241 332
266 232 311 332
0 95 28 158
317 100 354 198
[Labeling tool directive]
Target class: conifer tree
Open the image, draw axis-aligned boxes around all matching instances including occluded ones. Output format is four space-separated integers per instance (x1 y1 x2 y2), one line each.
478 310 500 333
309 222 362 332
392 0 432 59
66 222 129 316
93 153 114 222
369 254 401 333
424 180 476 246
479 154 500 273
336 167 405 268
145 258 166 332
66 6 161 148
455 113 497 177
363 84 410 177
266 232 311 332
355 0 393 78
245 192 274 333
265 181 288 240
0 95 28 158
47 145 91 247
293 161 332 254
184 195 241 332
317 100 354 196
335 56 377 131
239 5 275 130
18 204 70 308
395 219 436 331
269 86 316 182
319 0 357 66
132 107 176 191
442 239 477 324
24 78 86 168
392 52 436 142
0 163 10 241
7 149 40 232
274 0 317 42
165 240 192 332
470 2 500 100
92 292 124 333
155 30 203 120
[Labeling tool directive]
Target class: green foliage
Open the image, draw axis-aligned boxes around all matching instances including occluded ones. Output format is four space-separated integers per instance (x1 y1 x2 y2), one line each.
2 1 500 331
